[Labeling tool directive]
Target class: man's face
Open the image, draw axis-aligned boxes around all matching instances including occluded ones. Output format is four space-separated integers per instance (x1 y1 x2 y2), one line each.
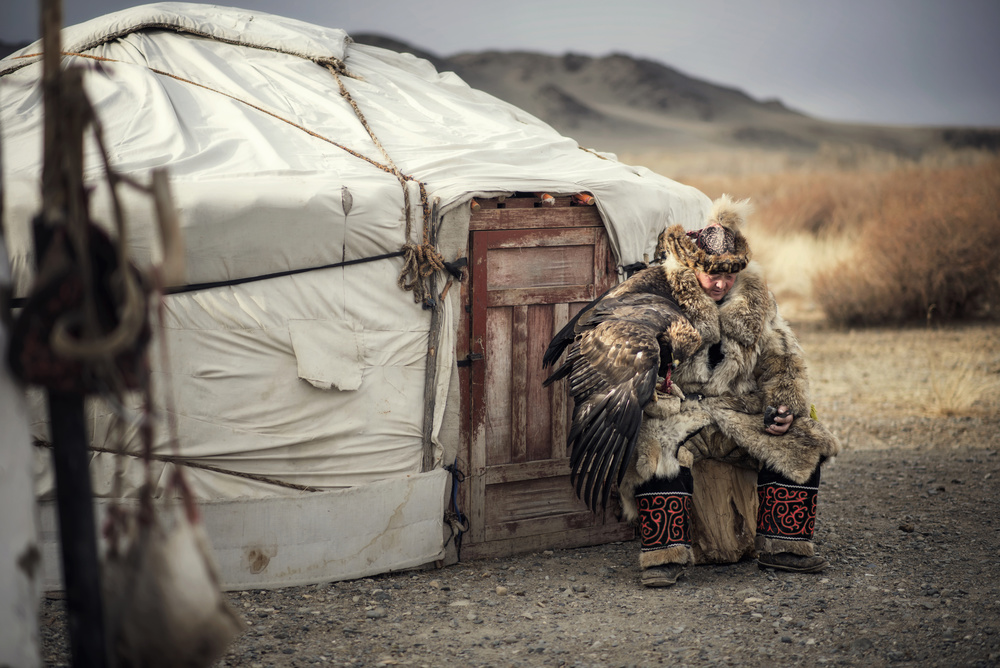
696 271 737 302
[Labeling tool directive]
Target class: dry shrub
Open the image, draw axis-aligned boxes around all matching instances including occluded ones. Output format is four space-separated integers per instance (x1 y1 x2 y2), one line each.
744 230 854 321
814 160 1000 325
628 147 1000 325
685 169 905 237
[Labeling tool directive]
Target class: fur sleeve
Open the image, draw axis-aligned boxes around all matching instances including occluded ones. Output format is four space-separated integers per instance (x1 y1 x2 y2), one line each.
754 299 810 417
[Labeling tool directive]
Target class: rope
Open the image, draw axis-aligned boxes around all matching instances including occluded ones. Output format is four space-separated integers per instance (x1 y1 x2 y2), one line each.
23 52 444 305
442 459 469 559
10 251 407 308
326 64 445 306
33 439 323 493
398 240 447 298
56 52 396 176
35 51 449 305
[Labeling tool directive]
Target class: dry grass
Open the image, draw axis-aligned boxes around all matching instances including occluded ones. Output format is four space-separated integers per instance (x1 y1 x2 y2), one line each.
620 143 995 180
801 324 1000 422
924 352 1000 417
624 147 1000 326
812 160 1000 325
743 231 855 322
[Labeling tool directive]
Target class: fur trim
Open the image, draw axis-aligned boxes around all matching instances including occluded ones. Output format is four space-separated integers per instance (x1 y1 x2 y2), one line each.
755 535 815 558
640 545 693 569
681 426 761 472
618 401 712 522
663 254 721 348
659 261 814 418
717 267 770 347
706 411 840 484
655 195 753 275
710 194 753 232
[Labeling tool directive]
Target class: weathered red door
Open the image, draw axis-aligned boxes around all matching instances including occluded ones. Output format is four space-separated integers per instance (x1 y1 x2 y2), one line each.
458 195 634 559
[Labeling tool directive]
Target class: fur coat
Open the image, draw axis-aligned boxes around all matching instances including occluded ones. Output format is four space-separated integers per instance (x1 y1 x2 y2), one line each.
618 226 841 523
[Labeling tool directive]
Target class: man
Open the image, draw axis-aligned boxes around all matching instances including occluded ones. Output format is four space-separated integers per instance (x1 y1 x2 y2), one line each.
617 194 840 588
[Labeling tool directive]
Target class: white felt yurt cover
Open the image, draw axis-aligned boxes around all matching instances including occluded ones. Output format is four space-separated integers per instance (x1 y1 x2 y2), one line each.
1 3 710 586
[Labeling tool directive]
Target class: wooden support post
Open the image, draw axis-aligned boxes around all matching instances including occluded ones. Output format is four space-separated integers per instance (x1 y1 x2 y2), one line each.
420 197 442 472
47 393 108 667
39 0 109 665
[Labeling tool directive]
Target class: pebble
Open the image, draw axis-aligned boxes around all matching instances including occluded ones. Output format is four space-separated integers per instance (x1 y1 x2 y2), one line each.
37 448 1000 667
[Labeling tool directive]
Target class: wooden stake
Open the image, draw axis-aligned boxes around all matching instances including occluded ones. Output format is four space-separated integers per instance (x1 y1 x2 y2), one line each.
39 0 109 665
420 197 442 472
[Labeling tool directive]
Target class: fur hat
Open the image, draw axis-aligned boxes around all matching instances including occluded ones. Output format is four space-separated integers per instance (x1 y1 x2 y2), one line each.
658 194 753 274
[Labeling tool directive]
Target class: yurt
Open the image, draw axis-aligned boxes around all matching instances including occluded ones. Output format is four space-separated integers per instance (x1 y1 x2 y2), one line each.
0 2 711 589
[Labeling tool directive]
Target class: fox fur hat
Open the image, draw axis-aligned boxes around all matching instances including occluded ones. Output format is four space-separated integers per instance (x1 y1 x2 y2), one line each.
657 194 753 274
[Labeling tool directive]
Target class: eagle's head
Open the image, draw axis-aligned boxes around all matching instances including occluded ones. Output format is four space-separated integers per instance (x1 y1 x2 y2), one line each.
667 318 702 367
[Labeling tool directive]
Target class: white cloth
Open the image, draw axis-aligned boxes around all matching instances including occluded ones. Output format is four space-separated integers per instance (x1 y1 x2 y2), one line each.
2 2 710 499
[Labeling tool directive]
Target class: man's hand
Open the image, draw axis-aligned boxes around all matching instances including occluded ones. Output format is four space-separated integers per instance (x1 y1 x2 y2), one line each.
765 405 793 435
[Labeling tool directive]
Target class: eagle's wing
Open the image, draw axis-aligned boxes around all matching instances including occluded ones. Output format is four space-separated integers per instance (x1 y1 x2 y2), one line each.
544 294 696 512
542 288 609 370
562 318 660 512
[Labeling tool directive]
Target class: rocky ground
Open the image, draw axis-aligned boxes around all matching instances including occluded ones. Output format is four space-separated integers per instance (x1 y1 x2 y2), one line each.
37 324 1000 667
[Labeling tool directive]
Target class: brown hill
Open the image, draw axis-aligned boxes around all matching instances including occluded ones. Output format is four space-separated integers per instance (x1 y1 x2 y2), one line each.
352 35 1000 158
5 32 997 158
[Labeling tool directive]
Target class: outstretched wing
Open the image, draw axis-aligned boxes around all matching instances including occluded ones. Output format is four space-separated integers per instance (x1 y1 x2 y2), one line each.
545 293 687 511
542 288 609 370
562 318 661 511
543 292 699 512
543 291 683 370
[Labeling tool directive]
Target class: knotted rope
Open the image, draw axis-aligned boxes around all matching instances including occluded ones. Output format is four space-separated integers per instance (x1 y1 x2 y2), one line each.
327 64 446 305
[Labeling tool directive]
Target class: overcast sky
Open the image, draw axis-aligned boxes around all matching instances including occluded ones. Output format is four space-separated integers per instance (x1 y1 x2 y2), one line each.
2 0 999 128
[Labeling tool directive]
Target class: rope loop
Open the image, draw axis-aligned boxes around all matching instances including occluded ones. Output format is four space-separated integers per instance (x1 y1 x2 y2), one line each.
398 241 447 305
327 64 446 304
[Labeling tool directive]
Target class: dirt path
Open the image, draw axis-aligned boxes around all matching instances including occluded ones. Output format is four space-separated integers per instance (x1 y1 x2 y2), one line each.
38 324 1000 667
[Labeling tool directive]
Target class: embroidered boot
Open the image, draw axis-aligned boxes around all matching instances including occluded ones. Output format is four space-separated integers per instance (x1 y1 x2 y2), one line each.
755 465 828 573
636 468 693 587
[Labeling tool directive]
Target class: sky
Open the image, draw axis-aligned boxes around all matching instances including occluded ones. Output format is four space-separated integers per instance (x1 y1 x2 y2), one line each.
2 0 999 128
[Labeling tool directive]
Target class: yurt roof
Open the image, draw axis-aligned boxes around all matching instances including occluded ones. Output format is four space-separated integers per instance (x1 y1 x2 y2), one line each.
1 2 710 297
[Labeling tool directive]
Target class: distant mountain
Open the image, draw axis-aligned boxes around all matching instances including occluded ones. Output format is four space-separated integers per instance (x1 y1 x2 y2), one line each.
352 34 1000 157
4 32 996 157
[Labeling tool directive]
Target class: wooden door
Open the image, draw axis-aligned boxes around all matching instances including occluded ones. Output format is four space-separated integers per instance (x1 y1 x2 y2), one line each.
457 196 634 559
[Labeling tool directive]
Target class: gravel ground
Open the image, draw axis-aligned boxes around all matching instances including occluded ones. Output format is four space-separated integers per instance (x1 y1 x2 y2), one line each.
37 324 1000 667
39 443 1000 667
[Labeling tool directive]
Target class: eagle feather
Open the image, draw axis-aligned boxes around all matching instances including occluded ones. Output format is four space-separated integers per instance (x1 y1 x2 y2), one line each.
543 267 701 512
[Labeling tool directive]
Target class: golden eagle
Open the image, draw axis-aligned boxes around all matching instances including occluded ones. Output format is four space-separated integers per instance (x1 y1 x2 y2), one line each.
543 268 701 512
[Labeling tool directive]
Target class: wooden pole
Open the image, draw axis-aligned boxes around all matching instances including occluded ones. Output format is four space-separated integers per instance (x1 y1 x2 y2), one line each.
420 197 442 472
39 0 109 665
47 392 108 667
